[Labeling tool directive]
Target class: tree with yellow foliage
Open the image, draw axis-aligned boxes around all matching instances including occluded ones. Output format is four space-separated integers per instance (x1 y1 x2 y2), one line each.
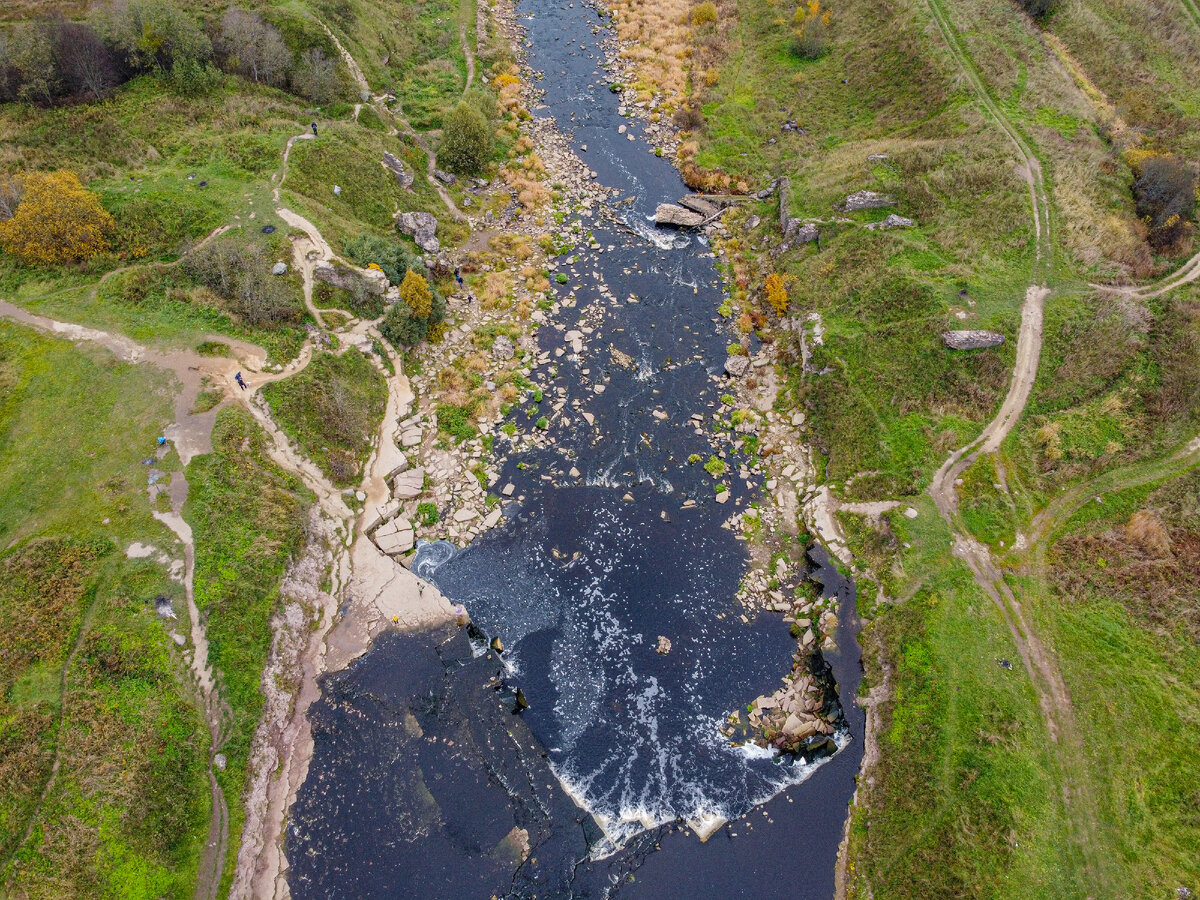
400 268 433 318
0 170 114 266
764 273 789 316
794 0 833 59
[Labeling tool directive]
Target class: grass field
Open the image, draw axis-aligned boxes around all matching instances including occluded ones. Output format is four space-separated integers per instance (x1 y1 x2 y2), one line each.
183 406 310 894
0 322 210 898
262 347 388 486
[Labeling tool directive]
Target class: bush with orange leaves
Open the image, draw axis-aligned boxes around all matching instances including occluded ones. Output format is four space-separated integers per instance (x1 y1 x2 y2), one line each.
0 171 114 266
764 273 789 316
794 0 833 60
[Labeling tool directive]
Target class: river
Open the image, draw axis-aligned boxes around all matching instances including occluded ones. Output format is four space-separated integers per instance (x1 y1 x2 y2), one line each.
288 1 864 896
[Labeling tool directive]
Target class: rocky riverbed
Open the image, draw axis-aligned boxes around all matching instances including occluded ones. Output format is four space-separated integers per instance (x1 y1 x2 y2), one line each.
289 0 864 896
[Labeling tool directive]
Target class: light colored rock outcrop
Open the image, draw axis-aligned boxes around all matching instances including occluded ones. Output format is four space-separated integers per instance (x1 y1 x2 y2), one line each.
655 203 705 228
942 330 1005 350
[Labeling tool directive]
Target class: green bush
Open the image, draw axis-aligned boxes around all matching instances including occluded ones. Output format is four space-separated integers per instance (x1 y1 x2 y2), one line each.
417 502 438 526
439 101 494 175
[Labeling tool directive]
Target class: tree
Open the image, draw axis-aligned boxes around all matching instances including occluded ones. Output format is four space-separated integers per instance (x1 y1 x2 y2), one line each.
764 273 789 316
291 47 341 103
439 101 493 175
51 21 121 100
0 171 114 266
9 23 58 104
0 174 23 222
218 8 291 87
794 0 833 60
91 0 212 74
399 269 433 318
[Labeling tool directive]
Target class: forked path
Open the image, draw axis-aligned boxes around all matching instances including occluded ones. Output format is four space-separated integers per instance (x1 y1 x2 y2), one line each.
916 0 1110 892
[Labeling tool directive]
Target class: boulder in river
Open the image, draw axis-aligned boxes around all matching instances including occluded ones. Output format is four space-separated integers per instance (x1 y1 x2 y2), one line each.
677 195 721 217
655 203 705 229
841 190 894 211
942 330 1005 350
397 211 440 253
724 355 751 377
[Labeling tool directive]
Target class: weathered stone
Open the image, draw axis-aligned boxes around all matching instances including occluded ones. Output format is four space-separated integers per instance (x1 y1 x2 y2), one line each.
502 483 515 496
724 355 751 377
841 190 894 211
314 262 388 295
867 153 890 164
396 211 440 253
492 335 515 360
656 636 672 655
483 508 502 528
271 262 288 275
941 330 1005 351
677 195 720 217
392 467 425 499
866 213 916 230
453 507 479 523
400 429 422 448
655 203 705 228
382 152 414 189
745 215 761 231
434 169 457 185
794 223 819 244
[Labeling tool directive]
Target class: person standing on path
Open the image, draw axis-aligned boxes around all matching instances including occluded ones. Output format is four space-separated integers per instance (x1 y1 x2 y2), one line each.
311 122 318 137
235 371 247 391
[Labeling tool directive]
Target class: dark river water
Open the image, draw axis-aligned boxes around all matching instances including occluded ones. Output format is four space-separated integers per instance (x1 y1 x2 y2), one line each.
288 1 864 896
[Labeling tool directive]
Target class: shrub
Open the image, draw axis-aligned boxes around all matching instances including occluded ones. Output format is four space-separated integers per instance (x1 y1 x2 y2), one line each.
1131 153 1196 253
0 171 114 266
380 301 428 347
182 241 300 326
794 0 833 60
1015 0 1059 17
691 2 718 26
343 234 425 285
704 456 726 476
764 273 789 316
400 269 433 318
439 101 494 175
91 0 213 74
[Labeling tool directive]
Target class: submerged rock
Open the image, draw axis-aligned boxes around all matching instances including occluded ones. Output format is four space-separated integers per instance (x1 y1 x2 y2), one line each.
656 636 672 655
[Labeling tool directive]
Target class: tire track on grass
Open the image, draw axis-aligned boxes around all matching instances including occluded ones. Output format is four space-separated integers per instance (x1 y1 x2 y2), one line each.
918 0 1108 893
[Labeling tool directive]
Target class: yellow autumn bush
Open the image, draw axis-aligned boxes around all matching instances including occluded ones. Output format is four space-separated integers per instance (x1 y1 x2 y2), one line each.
0 171 114 266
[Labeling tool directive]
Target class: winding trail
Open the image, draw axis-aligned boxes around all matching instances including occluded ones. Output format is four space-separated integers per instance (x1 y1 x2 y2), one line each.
316 18 466 220
914 0 1111 892
1019 436 1200 551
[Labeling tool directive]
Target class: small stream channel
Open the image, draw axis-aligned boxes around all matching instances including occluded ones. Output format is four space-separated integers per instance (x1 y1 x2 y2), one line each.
288 1 863 896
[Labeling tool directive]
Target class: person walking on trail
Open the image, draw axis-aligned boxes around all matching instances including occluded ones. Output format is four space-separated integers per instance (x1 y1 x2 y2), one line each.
311 122 318 137
235 371 247 391
454 267 464 287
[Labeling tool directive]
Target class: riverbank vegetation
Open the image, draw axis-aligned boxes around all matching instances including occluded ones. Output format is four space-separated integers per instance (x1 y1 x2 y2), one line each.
645 0 1200 894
